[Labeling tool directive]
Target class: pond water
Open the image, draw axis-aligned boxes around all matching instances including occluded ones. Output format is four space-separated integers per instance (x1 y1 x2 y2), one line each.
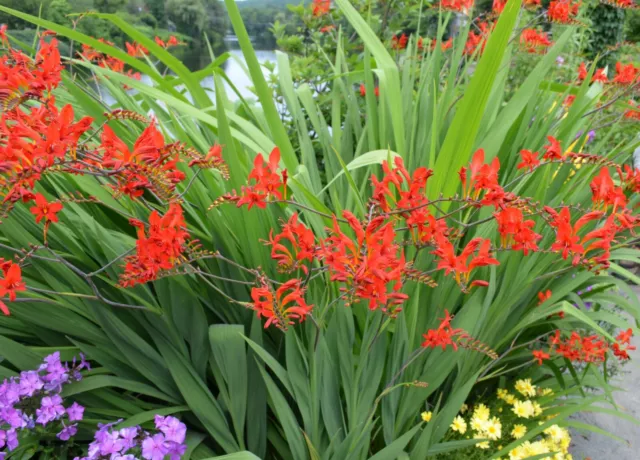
103 41 277 105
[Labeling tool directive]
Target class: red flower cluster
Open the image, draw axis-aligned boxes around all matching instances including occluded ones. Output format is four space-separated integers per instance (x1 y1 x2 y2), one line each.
534 328 634 364
154 36 182 49
422 310 463 350
98 124 188 200
320 211 407 312
624 100 640 120
494 207 541 255
492 0 507 15
0 38 62 107
230 147 287 209
80 39 141 82
432 235 499 289
542 135 563 160
417 37 453 52
0 261 26 316
590 167 626 211
265 213 316 274
519 29 552 54
438 0 475 13
459 148 509 208
125 41 148 58
613 62 639 85
577 62 608 83
601 0 637 8
251 278 312 329
371 157 442 244
391 34 408 50
312 0 331 16
517 149 541 172
612 328 636 360
120 203 189 287
533 349 551 365
537 290 552 305
464 22 491 56
359 84 380 97
547 0 581 24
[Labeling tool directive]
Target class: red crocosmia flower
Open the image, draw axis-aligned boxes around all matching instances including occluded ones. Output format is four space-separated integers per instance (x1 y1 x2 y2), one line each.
237 147 287 209
519 29 552 54
492 0 506 14
624 100 640 121
613 62 639 85
0 262 26 304
98 123 190 200
548 330 608 363
612 328 636 361
517 149 540 172
532 349 551 365
359 84 366 97
563 94 575 106
370 158 439 244
0 25 7 46
547 207 605 265
319 211 407 313
265 213 316 274
547 0 581 24
577 62 587 80
432 235 499 290
30 193 63 226
537 289 552 304
592 68 608 83
251 278 312 329
29 193 62 224
125 42 148 58
464 22 492 56
590 167 627 211
494 207 541 255
391 34 408 50
460 148 504 206
120 203 189 287
542 135 562 160
312 0 331 16
320 25 335 33
422 310 464 350
439 0 475 13
523 0 541 7
34 38 63 92
617 328 633 345
188 144 229 178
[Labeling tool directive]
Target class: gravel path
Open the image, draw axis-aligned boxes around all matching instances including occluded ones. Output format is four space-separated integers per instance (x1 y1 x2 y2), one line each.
569 309 640 459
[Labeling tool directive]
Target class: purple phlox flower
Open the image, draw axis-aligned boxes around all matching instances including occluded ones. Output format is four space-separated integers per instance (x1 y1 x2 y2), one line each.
18 371 43 397
155 415 186 444
94 429 124 456
113 456 138 460
556 56 565 65
166 440 187 460
587 130 596 144
67 402 85 422
57 423 78 441
36 394 66 425
0 429 6 449
2 407 28 429
6 429 18 451
0 380 21 406
119 426 139 450
40 352 69 391
141 433 168 460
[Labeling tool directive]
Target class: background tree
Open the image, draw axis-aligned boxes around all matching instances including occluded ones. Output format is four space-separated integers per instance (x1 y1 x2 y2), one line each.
586 3 625 67
46 0 72 26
